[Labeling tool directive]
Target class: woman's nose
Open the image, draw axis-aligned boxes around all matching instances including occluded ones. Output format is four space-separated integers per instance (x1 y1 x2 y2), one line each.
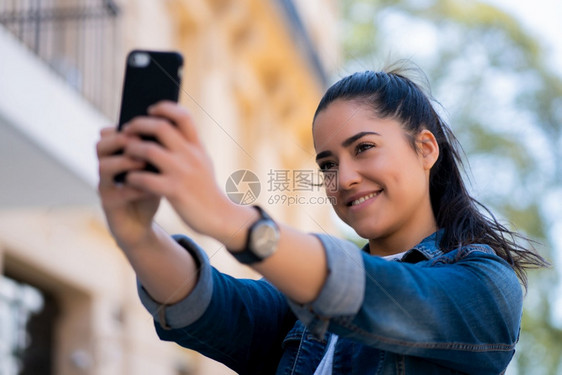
336 160 361 191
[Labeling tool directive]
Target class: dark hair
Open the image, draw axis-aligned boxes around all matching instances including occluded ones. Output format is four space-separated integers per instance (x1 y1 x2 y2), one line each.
314 66 549 287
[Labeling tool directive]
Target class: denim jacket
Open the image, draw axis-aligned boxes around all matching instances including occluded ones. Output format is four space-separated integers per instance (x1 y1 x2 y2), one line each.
138 230 522 374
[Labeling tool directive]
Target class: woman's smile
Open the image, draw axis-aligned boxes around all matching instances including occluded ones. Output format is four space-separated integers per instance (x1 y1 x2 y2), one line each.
347 189 383 208
313 99 439 254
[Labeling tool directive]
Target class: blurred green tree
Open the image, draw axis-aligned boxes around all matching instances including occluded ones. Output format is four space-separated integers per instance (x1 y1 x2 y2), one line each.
338 0 562 373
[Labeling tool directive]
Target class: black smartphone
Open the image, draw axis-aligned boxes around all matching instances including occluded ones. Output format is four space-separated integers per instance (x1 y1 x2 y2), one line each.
114 49 183 183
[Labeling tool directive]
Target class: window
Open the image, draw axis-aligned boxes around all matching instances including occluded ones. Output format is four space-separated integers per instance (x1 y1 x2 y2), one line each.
0 0 120 118
0 275 58 375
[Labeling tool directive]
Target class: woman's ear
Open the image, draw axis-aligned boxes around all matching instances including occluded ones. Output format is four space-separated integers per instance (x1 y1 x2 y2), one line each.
417 130 439 170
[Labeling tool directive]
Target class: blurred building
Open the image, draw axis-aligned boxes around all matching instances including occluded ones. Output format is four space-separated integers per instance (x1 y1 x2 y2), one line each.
0 0 339 374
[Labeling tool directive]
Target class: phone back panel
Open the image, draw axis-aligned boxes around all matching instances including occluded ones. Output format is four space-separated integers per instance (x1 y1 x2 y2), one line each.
117 50 183 128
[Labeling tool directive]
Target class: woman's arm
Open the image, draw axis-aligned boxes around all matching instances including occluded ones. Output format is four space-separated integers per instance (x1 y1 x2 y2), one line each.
212 204 330 304
98 123 297 373
138 235 296 375
121 102 331 304
106 101 522 373
120 224 198 304
98 101 329 307
303 239 522 374
97 126 198 305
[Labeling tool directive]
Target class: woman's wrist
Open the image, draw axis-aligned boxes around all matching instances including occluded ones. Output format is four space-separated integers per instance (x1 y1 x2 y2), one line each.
116 222 162 257
210 200 260 251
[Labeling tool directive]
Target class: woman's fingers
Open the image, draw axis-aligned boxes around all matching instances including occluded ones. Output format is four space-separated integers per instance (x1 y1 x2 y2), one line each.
121 103 200 150
97 127 149 187
118 102 202 177
121 116 184 152
122 136 177 173
97 127 129 157
103 102 212 203
98 156 146 188
147 101 200 144
100 126 115 136
125 168 171 196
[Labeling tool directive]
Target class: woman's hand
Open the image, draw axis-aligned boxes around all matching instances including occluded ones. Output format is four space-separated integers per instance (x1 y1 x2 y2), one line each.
100 101 328 305
119 101 242 239
96 126 161 250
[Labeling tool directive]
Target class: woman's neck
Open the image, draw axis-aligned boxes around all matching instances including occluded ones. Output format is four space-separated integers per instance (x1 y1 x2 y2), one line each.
368 220 438 257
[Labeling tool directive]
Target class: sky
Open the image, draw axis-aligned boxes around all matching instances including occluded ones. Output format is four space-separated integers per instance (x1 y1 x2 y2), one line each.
484 0 562 73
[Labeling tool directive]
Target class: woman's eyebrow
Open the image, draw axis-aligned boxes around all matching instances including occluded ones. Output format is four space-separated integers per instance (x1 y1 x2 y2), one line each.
316 131 381 161
341 131 380 147
315 150 332 161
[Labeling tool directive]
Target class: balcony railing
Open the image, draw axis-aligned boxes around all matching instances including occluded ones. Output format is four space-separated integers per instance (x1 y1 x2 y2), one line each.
0 0 120 119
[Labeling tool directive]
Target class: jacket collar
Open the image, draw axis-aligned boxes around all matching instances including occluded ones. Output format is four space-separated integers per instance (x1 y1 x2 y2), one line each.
362 229 445 263
402 229 444 263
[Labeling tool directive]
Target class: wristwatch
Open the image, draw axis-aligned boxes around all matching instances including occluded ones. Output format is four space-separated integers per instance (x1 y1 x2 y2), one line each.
230 206 280 264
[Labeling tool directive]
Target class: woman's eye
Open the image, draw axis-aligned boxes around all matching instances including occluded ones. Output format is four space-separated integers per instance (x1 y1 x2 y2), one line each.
318 161 336 171
356 143 374 154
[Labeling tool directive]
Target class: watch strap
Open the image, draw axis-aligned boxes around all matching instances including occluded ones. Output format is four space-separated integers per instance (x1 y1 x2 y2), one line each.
230 206 275 264
231 245 263 264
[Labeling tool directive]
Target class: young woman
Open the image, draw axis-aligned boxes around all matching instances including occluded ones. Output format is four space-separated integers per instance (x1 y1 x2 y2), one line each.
96 68 547 374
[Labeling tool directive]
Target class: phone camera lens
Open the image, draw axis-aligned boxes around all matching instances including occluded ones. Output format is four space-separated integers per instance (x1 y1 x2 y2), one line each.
129 52 150 67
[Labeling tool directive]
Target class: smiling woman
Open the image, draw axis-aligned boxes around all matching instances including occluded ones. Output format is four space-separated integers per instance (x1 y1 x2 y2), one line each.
312 69 545 273
314 104 438 256
96 63 549 374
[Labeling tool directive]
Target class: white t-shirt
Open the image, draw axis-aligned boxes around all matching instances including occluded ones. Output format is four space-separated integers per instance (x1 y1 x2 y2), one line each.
313 334 339 375
313 251 406 374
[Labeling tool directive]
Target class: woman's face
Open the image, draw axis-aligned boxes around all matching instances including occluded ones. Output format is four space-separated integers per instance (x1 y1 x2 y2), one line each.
313 99 438 254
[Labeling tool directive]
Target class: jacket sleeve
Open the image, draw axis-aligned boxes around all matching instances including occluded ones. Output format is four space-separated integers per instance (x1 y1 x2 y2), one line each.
137 235 295 375
288 234 523 374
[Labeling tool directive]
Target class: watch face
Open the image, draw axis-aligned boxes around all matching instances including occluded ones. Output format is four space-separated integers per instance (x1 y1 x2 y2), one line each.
250 221 280 258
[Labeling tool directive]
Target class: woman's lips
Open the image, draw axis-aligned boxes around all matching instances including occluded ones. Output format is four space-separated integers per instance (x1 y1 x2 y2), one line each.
347 190 383 207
